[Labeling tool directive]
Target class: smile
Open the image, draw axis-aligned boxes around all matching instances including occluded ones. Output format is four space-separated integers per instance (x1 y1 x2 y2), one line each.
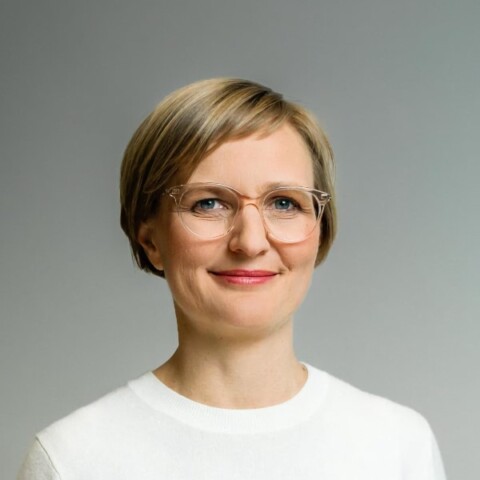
210 270 278 285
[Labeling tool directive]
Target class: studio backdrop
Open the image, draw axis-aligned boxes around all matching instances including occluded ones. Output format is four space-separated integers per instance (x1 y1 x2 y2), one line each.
1 1 478 478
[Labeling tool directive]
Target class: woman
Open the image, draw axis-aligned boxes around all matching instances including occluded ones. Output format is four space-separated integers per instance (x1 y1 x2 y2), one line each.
18 78 447 479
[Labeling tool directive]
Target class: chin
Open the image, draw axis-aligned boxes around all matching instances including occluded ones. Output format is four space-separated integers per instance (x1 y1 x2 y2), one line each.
210 302 295 335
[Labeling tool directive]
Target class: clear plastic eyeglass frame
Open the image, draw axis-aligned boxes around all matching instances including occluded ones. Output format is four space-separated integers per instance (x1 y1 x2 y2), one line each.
163 182 331 243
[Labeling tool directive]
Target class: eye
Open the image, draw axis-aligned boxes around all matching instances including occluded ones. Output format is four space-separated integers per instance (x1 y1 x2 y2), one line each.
179 186 237 217
190 197 232 216
266 196 301 212
195 198 224 210
272 197 298 210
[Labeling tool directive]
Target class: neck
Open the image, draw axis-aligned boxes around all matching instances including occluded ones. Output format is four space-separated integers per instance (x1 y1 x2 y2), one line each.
153 317 307 409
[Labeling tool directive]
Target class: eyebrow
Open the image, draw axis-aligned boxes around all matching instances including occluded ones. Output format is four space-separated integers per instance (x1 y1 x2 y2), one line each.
260 181 310 190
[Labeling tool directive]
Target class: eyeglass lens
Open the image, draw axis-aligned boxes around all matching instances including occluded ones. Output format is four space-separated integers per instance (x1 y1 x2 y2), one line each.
175 185 323 242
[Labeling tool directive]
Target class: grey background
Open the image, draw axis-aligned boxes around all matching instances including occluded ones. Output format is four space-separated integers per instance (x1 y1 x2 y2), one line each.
1 0 478 478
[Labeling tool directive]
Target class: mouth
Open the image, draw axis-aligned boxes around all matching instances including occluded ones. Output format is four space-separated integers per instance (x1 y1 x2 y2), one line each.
209 270 278 285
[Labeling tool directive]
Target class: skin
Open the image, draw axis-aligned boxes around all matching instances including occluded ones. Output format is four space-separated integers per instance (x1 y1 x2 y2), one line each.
138 123 320 409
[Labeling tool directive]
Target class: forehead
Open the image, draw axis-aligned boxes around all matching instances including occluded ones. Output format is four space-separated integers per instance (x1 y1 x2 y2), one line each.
188 124 314 194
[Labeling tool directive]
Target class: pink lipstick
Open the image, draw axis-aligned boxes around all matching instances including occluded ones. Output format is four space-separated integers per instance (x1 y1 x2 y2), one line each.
210 270 278 285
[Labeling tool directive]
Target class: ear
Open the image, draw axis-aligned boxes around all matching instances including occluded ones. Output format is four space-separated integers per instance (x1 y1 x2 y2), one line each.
137 221 164 271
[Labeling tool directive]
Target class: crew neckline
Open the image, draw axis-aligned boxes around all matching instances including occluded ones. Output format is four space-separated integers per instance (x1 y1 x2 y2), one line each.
128 362 329 434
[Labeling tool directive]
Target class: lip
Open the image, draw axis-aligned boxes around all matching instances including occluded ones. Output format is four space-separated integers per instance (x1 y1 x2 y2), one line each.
210 269 278 285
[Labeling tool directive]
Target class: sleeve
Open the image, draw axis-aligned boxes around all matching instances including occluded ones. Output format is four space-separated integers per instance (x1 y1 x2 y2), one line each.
399 411 448 480
17 438 61 480
426 429 448 480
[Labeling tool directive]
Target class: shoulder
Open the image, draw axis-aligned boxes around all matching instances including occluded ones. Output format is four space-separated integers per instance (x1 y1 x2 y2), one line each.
327 370 429 426
304 364 447 478
19 373 159 478
35 373 151 461
308 364 437 447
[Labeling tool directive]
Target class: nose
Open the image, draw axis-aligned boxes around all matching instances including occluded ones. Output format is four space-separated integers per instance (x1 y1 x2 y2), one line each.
228 203 270 257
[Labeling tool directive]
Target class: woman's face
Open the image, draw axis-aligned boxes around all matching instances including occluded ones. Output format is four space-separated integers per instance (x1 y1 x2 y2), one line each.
140 123 320 340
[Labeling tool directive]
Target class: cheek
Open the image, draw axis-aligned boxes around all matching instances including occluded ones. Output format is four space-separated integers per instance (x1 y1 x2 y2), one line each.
160 216 198 267
162 249 202 311
308 226 321 265
161 230 214 293
281 228 320 271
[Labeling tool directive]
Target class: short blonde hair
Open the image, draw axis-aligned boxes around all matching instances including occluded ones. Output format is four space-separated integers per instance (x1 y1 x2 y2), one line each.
120 78 337 277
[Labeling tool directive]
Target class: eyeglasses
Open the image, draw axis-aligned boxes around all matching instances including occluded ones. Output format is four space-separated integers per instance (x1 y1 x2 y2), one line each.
164 182 330 243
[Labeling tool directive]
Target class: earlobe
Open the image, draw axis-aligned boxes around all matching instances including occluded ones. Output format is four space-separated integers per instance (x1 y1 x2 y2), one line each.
137 222 164 271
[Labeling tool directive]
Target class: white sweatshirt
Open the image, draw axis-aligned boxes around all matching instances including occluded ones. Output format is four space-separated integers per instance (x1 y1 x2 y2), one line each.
18 362 447 479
